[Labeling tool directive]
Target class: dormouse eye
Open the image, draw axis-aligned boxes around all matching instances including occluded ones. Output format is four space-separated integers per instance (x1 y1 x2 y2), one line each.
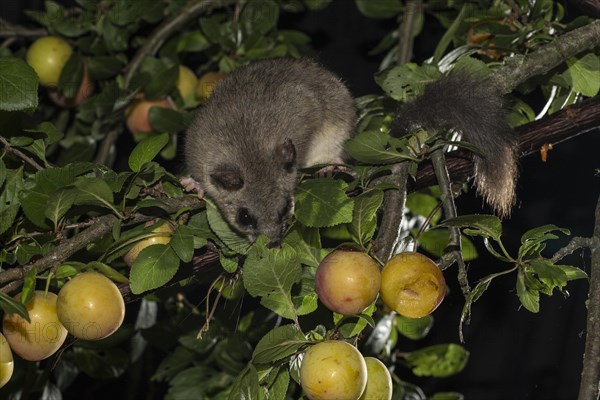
237 208 256 228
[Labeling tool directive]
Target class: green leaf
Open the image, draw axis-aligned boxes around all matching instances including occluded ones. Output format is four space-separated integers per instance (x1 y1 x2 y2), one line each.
165 366 229 399
0 291 30 323
128 133 169 172
521 224 570 244
0 57 39 111
228 364 259 400
440 214 502 242
177 31 210 52
375 64 440 102
396 314 434 340
21 268 37 305
148 108 186 133
0 159 5 188
419 229 478 261
241 0 279 35
206 200 252 254
346 130 413 164
152 347 196 382
0 167 23 234
529 259 568 292
45 188 78 229
565 53 600 97
516 268 539 313
406 192 441 224
404 344 469 377
243 239 302 320
129 244 181 294
73 346 129 379
170 225 194 263
349 189 383 245
25 121 64 145
295 179 354 228
58 52 84 98
268 368 290 400
87 261 129 283
74 177 117 213
253 324 307 364
88 56 123 80
355 0 402 18
555 264 588 281
304 0 332 10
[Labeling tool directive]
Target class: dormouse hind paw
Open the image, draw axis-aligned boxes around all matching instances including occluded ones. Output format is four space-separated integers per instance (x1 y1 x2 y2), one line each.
180 177 205 200
314 165 356 179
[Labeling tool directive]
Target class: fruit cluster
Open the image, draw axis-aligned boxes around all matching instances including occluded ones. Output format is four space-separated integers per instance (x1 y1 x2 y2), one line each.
308 249 446 399
0 272 125 388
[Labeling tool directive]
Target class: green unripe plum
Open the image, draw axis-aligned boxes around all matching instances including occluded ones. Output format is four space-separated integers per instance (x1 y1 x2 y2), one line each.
300 341 367 400
315 250 381 315
359 357 393 400
26 36 73 87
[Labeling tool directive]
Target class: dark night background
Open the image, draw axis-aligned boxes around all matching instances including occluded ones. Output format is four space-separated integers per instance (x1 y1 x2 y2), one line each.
2 1 599 399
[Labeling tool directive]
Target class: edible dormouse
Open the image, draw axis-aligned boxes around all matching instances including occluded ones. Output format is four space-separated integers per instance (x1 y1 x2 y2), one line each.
184 58 357 246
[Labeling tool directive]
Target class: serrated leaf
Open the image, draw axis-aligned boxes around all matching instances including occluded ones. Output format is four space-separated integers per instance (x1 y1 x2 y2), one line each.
268 368 290 400
0 291 30 323
128 133 169 172
228 365 259 400
253 325 307 364
206 200 251 254
404 344 469 377
129 244 180 294
243 239 302 320
350 189 383 245
375 64 440 102
241 0 279 35
516 268 539 313
440 214 502 241
521 224 570 244
346 130 413 164
555 264 588 281
74 177 117 212
0 167 23 234
529 259 568 291
45 188 78 229
25 121 64 145
170 225 194 263
295 179 354 228
0 57 39 111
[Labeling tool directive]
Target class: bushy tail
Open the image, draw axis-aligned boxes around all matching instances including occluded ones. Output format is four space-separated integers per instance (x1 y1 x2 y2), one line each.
391 73 518 217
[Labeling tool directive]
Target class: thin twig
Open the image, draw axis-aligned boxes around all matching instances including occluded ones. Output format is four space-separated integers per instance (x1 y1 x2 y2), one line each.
0 21 47 38
0 136 44 171
551 237 595 263
577 196 600 400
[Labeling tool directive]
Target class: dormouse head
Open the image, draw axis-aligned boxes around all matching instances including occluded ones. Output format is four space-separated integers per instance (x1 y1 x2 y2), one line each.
206 138 297 247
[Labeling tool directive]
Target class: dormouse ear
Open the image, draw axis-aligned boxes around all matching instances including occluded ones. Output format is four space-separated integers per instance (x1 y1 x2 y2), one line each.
276 138 296 172
210 164 244 190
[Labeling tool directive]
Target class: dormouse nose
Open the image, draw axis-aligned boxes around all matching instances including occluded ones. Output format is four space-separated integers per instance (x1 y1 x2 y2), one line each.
266 239 282 249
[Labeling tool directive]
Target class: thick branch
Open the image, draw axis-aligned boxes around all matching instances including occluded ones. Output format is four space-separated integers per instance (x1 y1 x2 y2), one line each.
0 196 204 293
578 195 600 400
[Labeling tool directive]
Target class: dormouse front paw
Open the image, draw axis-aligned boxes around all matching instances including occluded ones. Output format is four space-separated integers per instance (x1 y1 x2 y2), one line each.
180 177 205 200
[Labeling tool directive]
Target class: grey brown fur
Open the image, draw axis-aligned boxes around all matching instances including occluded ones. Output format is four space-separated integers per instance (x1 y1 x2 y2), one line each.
392 73 518 217
185 58 356 245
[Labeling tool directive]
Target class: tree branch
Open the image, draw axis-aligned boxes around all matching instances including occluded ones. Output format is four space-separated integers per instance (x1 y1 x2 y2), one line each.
0 196 204 293
578 195 600 400
492 19 600 95
374 0 421 263
0 19 47 38
0 136 45 171
412 95 600 191
123 0 238 87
